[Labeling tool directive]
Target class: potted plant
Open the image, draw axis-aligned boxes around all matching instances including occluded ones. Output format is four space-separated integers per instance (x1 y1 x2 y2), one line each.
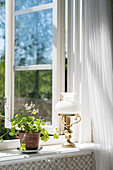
0 102 59 150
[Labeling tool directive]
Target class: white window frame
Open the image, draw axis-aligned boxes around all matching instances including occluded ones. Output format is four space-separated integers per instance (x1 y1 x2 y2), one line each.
67 0 81 142
67 0 81 100
5 0 65 136
2 0 83 150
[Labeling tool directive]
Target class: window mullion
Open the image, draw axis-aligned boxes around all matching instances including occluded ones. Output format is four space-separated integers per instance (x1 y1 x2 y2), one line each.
14 3 53 16
12 0 15 121
67 0 73 92
14 64 53 71
67 0 80 101
67 0 81 143
5 0 14 128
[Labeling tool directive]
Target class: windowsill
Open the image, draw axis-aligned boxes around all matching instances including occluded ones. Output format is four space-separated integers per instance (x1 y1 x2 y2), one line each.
0 135 66 150
0 143 94 166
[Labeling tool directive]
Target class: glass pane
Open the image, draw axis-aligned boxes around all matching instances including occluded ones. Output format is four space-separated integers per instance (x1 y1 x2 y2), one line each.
0 0 5 138
15 9 53 66
0 0 5 61
0 0 16 140
0 0 5 98
15 0 53 11
14 70 52 125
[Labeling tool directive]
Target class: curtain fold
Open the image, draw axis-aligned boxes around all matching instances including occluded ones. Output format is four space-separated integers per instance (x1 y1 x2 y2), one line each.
83 0 113 169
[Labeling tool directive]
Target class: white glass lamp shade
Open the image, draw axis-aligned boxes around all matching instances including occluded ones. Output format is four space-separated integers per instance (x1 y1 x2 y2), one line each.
55 92 81 114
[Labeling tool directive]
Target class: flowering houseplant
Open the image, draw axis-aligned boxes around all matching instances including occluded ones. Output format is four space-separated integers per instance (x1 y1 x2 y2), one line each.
0 102 59 150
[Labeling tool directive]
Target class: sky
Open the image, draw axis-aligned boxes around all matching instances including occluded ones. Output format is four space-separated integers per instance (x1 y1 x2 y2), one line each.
0 0 68 61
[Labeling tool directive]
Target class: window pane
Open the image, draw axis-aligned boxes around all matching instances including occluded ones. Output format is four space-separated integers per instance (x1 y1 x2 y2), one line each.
15 0 53 11
0 1 5 60
0 0 5 139
0 0 16 140
0 0 5 99
14 70 52 124
15 9 53 66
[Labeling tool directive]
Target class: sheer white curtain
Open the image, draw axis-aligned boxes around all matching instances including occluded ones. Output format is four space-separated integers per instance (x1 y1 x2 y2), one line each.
82 0 113 169
79 0 92 143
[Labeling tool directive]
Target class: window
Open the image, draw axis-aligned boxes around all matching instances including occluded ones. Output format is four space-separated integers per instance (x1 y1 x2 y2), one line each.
14 3 53 126
0 0 83 146
5 0 65 135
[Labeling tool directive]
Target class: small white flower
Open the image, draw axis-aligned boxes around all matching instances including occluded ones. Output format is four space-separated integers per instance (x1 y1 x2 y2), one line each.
30 102 35 109
24 103 28 110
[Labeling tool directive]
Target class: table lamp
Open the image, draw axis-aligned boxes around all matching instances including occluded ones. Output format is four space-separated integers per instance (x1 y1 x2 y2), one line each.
55 92 81 148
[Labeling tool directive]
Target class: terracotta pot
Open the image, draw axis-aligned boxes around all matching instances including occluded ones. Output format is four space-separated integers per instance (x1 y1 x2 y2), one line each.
19 132 40 150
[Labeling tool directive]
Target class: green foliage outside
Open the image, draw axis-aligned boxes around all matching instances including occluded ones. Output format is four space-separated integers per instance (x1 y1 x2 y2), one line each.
14 69 52 123
0 99 16 140
0 55 5 99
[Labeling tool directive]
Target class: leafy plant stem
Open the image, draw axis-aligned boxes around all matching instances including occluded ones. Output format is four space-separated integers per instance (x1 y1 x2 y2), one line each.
0 129 10 139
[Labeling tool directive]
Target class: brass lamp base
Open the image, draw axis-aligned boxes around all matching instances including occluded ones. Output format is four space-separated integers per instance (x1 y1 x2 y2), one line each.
62 142 76 148
58 113 81 148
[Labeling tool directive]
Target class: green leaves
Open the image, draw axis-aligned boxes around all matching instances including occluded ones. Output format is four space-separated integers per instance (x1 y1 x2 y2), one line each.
10 108 41 134
55 128 59 133
53 128 59 139
53 133 59 139
0 2 5 7
0 103 59 143
28 116 35 122
41 122 45 126
15 114 18 118
41 135 49 142
20 144 26 150
41 128 49 142
0 138 3 142
15 130 19 136
9 132 15 136
11 127 15 133
9 127 15 136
